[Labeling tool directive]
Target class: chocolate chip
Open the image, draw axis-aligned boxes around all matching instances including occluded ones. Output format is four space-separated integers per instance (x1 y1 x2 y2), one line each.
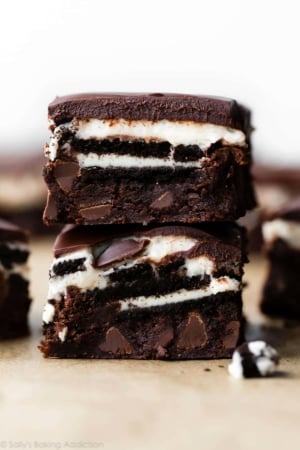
150 191 174 210
43 193 58 222
99 326 133 355
177 312 208 350
155 326 174 348
154 326 174 358
223 321 240 349
54 161 80 192
95 238 148 268
80 204 112 220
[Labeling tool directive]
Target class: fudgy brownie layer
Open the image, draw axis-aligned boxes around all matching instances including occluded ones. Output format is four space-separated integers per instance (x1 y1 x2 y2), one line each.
49 93 250 132
261 239 300 319
0 274 30 339
43 146 255 225
40 290 242 359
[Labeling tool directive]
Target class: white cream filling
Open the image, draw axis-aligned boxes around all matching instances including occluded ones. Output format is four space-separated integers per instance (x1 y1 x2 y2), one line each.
262 219 300 249
119 276 240 311
76 151 206 169
47 118 246 161
142 235 197 261
58 326 68 342
42 303 55 324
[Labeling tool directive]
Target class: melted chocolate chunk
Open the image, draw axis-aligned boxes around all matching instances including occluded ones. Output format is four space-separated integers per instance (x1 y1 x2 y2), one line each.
80 204 112 220
43 193 58 222
150 191 174 210
177 312 208 350
99 326 133 355
95 239 148 268
52 223 244 261
53 161 80 192
223 320 240 349
154 326 174 358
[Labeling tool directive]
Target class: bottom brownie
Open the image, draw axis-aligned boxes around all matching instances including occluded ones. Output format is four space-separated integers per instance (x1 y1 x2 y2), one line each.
39 223 245 359
40 291 242 359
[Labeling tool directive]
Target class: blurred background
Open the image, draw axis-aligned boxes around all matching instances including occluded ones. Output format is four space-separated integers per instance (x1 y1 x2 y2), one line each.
0 0 300 167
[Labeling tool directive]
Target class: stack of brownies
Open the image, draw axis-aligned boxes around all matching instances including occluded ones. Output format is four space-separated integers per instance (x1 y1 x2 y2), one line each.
40 93 255 359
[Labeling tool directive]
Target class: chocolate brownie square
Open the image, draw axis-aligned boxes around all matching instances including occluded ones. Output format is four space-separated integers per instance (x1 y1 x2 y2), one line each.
40 222 246 359
43 93 255 225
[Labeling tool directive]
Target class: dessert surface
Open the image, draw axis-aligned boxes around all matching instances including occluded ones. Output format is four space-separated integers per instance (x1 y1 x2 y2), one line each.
1 237 299 450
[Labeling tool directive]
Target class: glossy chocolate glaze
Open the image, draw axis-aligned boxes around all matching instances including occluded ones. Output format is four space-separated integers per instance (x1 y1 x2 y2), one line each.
53 223 245 262
49 92 250 132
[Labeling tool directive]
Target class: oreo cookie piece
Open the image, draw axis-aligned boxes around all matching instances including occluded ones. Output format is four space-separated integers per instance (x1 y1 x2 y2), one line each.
43 92 255 226
228 341 279 379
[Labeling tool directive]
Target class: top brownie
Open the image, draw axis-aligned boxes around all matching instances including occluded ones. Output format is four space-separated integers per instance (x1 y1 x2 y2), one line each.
49 93 250 131
43 93 255 226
